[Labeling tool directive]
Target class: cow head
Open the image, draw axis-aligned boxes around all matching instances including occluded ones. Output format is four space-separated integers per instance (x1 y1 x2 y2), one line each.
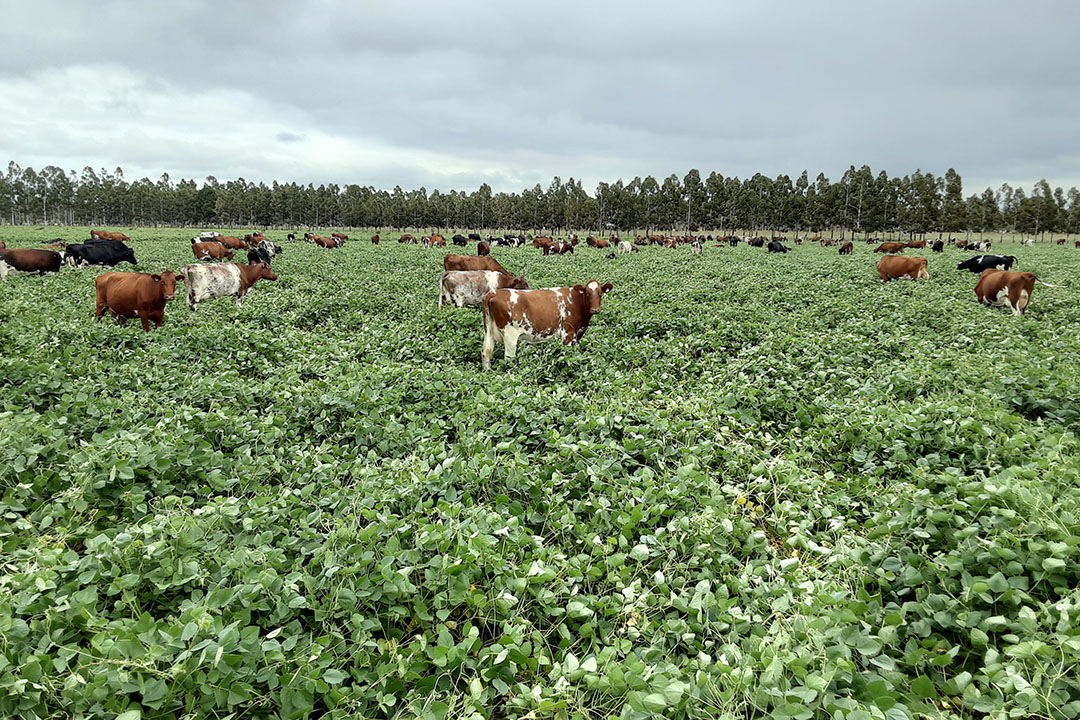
255 262 278 281
510 276 530 290
125 248 138 265
574 281 613 315
153 271 180 301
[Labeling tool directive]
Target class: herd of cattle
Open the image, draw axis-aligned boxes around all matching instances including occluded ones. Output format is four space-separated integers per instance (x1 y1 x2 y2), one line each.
0 229 1071 360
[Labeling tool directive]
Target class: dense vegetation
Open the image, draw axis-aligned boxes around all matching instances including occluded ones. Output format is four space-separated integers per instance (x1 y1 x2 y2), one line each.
4 161 1080 238
1 227 1078 719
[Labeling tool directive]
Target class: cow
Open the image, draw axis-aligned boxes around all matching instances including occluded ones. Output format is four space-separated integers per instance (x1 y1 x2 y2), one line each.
957 255 1017 273
90 230 131 242
314 236 338 249
876 255 929 282
215 236 248 250
63 240 138 268
767 240 791 253
838 242 854 255
371 234 380 244
192 241 234 261
481 280 613 371
399 234 416 244
967 241 992 252
444 254 510 275
331 233 348 243
619 240 638 254
748 238 765 248
874 242 907 253
1076 241 1080 249
533 236 554 247
287 233 297 243
94 271 181 332
452 234 469 247
429 234 446 246
477 241 491 256
547 240 574 255
534 238 555 254
587 237 610 249
439 270 530 308
691 240 702 255
975 270 1060 316
468 233 482 242
1057 239 1067 245
182 262 278 311
931 240 944 252
247 239 282 265
0 248 63 277
906 239 927 249
244 232 269 245
1019 238 1034 247
956 239 968 249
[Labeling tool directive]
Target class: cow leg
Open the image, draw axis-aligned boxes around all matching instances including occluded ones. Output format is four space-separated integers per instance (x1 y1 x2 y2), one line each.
502 327 524 360
481 316 499 371
95 289 108 320
139 311 151 332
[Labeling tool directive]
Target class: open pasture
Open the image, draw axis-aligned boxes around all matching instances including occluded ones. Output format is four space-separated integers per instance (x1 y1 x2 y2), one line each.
1 226 1079 719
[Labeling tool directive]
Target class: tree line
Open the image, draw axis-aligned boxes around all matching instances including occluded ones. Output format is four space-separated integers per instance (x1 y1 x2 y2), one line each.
3 160 1078 237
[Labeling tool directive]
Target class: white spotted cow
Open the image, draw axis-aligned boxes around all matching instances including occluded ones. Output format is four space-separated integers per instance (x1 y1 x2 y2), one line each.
181 262 277 311
439 270 530 308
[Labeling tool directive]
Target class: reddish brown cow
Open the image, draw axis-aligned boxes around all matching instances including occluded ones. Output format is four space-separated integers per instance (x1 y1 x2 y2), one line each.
1057 239 1066 245
90 230 131 242
192 241 234 261
481 280 613 370
588 237 611 249
95 271 181 332
245 232 269 245
332 233 348 241
874 242 907 253
906 240 927 249
477 241 491 256
429 234 445 246
546 240 574 255
839 242 854 255
215 236 248 250
876 255 929 282
399 234 416 244
975 270 1059 316
1075 241 1080 249
314 237 337 249
956 239 969 249
534 238 555 254
371 234 381 244
532 236 554 247
0 248 63 277
444 254 510 275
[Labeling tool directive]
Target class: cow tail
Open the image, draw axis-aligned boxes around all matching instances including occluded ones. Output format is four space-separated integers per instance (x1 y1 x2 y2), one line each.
1034 278 1063 288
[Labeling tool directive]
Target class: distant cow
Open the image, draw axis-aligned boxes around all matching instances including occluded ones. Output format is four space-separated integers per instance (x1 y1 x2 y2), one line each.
331 233 348 243
452 234 469 247
399 234 416 244
838 242 853 255
477 241 491 256
748 238 765 248
94 271 181 332
371 234 380 244
444 254 510 275
767 240 791 253
931 240 944 252
957 255 1016 273
874 242 907 253
690 240 702 255
182 262 278 311
247 239 282 265
877 255 929 282
439 270 530 308
619 240 638 254
481 280 613 371
468 233 482 242
215 236 248 250
63 240 137 268
587 237 610 249
546 240 574 255
192 241 234 261
975 270 1060 316
287 233 297 243
906 240 927 249
0 248 63 277
90 230 131 242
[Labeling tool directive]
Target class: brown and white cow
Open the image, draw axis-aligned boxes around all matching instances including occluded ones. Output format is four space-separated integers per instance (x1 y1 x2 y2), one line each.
332 232 348 242
0 248 63 277
546 240 574 255
95 271 181 331
192 241 234 261
838 242 854 255
399 234 416 244
90 230 131 242
481 280 613 371
440 270 530 308
876 255 929 282
874 242 907 253
444 254 510 275
975 270 1060 316
181 262 278 311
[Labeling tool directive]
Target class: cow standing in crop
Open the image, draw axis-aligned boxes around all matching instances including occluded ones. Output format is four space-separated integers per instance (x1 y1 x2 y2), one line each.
876 255 929 282
181 262 278 311
439 270 530 308
0 248 63 277
94 271 181 331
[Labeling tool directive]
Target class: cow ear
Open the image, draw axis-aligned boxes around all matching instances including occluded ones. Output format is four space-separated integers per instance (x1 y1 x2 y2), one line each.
151 274 161 282
572 284 585 293
601 282 613 293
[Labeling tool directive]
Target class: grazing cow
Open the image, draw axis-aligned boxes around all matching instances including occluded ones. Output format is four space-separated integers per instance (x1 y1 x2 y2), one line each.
767 240 791 253
63 240 138 268
748 238 765 248
1075 241 1080 249
547 240 574 255
439 270 530 308
245 232 269 245
906 239 927 249
430 234 446 246
287 233 297 243
477 241 491 256
877 255 929 282
90 230 131 242
956 239 968 249
793 237 803 245
192 241 234 261
371 234 380 244
247 239 282 265
966 241 992 252
468 233 482 242
729 237 739 247
331 233 348 242
931 240 944 252
975 270 1060 316
691 240 702 255
534 238 555 254
1057 239 1067 245
444 254 510 275
619 240 638 254
399 234 417 244
838 242 854 255
0 248 63 277
216 236 248 250
452 234 469 246
874 242 907 253
481 280 613 371
587 237 610 249
604 252 616 259
94 271 180 332
182 262 278 311
532 236 554 247
957 254 1017 273
1020 238 1034 247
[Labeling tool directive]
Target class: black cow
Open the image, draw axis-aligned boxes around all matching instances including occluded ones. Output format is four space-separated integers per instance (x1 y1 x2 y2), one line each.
452 234 468 247
468 233 482 242
287 233 296 243
247 239 283 265
748 238 765 248
931 240 944 252
767 240 791 253
957 254 1016 273
64 240 137 268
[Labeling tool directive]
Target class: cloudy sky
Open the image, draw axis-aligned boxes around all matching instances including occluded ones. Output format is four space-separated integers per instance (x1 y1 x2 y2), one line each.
2 2 1078 195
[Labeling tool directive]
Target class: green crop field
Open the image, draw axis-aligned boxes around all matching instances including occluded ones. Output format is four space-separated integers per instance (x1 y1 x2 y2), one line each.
1 226 1079 720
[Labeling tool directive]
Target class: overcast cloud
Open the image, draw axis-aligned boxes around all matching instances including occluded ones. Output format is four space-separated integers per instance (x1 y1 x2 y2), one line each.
2 1 1078 194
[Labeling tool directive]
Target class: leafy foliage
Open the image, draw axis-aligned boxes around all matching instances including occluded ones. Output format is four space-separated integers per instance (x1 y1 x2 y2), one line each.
1 227 1078 719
